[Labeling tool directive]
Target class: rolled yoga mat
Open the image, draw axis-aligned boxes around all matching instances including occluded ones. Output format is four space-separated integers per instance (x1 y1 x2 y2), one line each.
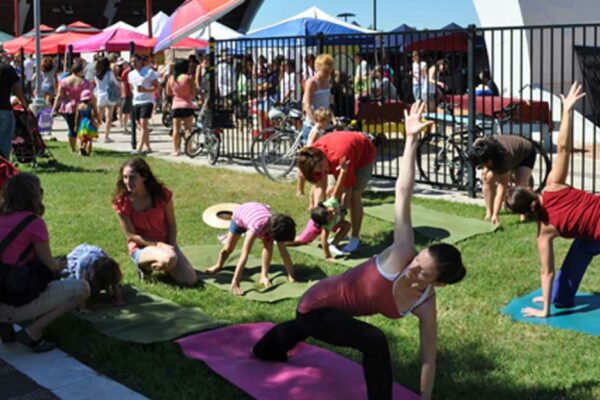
75 285 225 344
181 245 322 302
364 203 497 244
501 289 600 336
177 322 420 400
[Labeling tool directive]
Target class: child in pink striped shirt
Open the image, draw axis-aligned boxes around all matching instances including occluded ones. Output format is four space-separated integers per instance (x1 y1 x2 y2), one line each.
207 202 296 296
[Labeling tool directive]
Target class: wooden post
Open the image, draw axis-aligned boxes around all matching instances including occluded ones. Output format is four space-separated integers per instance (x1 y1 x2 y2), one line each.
14 0 20 37
146 0 153 38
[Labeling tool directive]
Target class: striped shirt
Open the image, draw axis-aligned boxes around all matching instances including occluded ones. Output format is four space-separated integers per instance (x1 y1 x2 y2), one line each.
233 202 272 239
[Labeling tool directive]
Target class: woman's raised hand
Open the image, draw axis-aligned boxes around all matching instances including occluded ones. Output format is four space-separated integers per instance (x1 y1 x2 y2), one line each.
561 81 586 112
404 101 434 138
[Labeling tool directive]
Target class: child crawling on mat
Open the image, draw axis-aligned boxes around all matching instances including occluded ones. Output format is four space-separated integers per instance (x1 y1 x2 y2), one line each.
287 158 352 261
206 202 296 296
64 244 123 312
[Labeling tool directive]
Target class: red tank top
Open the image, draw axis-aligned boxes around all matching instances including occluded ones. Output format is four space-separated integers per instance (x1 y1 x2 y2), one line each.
297 257 402 319
542 186 600 241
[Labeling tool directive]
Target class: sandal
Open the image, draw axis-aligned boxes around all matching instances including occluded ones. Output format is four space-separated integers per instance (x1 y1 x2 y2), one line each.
15 329 56 353
0 323 15 343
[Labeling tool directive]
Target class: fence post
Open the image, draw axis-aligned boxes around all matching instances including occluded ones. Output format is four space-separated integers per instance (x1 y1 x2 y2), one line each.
129 41 136 151
317 33 324 54
19 47 26 99
67 45 73 69
208 37 216 130
467 24 477 198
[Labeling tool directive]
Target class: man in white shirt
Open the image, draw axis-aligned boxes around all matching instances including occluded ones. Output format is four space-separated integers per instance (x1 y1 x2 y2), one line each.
23 55 34 100
411 51 427 102
280 60 298 104
216 55 235 98
128 54 159 154
354 53 369 98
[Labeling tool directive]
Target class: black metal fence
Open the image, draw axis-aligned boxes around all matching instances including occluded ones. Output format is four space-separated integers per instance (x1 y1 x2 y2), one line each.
207 23 600 195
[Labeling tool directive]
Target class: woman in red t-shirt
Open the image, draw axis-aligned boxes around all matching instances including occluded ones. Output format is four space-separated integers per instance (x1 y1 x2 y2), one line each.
506 82 596 317
112 157 197 286
298 131 377 253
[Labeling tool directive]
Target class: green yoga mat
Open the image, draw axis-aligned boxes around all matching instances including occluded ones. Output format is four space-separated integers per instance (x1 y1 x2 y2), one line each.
364 203 497 244
182 245 320 302
76 286 225 344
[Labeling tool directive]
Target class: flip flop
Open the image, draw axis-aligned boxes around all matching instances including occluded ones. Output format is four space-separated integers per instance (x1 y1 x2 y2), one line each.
15 329 56 353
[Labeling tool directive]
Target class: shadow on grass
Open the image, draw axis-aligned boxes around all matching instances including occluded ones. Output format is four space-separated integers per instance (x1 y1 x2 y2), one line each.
28 159 111 174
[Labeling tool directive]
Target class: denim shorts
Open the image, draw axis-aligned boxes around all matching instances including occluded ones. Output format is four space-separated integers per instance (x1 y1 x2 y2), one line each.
229 220 247 235
131 249 142 265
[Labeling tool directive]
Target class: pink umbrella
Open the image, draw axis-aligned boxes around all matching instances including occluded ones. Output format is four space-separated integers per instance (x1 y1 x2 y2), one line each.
71 28 153 53
154 0 244 53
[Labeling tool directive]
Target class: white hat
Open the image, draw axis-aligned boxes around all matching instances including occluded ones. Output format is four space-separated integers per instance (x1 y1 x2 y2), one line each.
202 203 240 229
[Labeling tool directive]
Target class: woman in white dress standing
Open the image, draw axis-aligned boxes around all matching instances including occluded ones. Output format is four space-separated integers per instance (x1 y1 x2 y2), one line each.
93 57 119 143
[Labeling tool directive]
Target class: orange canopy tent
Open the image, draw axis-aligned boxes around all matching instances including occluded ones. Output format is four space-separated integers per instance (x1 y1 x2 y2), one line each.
3 25 54 54
22 21 100 54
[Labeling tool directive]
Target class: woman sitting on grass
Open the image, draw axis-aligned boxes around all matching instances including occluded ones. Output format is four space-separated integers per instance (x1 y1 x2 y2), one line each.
506 82 595 318
112 157 198 286
253 102 467 400
468 134 537 225
0 173 89 352
207 202 296 296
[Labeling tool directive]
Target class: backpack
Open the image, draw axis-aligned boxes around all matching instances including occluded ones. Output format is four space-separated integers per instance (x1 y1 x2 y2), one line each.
0 215 54 307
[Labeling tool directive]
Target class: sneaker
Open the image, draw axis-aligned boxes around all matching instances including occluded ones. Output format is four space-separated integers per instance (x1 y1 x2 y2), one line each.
217 234 228 244
328 244 345 257
341 237 360 253
15 329 56 353
103 138 114 143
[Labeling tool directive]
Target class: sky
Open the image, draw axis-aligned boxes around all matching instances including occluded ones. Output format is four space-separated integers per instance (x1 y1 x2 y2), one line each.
250 0 481 31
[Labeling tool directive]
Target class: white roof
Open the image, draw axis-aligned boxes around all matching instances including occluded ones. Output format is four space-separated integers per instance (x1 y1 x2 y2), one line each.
104 21 137 32
248 6 376 35
188 21 242 41
135 11 170 37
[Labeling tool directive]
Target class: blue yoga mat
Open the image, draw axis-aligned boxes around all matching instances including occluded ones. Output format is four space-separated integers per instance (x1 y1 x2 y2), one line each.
501 289 600 336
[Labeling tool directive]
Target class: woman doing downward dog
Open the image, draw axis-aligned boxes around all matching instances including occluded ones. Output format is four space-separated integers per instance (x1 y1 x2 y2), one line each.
253 102 467 400
506 82 595 317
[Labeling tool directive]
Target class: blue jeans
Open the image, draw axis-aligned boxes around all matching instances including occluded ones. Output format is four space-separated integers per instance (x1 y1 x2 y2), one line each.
0 110 15 159
552 238 600 306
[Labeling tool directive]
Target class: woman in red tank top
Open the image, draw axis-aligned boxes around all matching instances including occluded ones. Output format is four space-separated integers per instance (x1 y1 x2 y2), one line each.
506 82 596 317
253 102 467 400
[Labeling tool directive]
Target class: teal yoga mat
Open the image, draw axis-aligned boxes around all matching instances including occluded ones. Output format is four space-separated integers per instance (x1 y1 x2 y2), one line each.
364 203 497 244
182 245 322 302
75 286 225 344
501 289 600 336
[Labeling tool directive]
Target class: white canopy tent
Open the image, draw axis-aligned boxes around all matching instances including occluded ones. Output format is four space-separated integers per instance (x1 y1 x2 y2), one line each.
135 11 170 38
103 21 136 32
473 0 600 145
188 21 242 41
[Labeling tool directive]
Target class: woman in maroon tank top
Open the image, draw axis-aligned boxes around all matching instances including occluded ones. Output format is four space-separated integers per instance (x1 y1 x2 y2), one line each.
506 82 596 318
253 102 467 400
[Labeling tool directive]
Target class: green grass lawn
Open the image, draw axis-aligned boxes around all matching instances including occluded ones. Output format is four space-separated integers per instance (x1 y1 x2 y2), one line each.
21 143 600 399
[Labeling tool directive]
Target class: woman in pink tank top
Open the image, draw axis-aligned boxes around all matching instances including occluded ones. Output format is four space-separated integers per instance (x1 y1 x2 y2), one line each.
253 102 467 400
506 82 596 317
166 59 197 156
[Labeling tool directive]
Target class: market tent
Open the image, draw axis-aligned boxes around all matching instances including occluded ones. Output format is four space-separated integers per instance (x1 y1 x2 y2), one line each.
22 22 100 54
71 28 153 52
135 11 170 37
405 23 469 53
104 21 137 32
141 36 208 49
188 21 242 41
0 31 14 44
2 25 55 54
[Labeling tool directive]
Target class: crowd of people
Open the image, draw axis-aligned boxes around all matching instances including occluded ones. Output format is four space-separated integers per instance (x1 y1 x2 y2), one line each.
0 41 597 399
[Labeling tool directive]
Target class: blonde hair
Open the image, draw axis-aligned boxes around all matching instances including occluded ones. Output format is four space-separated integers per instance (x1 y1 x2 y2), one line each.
315 54 334 73
313 107 332 123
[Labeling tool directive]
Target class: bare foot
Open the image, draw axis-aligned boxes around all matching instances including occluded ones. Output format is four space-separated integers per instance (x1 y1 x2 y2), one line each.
230 284 243 296
287 275 296 283
259 276 272 287
296 190 304 197
206 265 221 275
484 213 491 221
170 151 180 157
519 214 528 222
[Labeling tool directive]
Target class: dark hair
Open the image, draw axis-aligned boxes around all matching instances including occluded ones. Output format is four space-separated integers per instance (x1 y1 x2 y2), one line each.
479 68 491 83
173 58 189 80
70 62 84 76
506 187 542 217
113 157 167 207
297 147 326 183
89 257 122 294
94 57 110 80
310 203 330 227
0 173 45 216
267 214 296 242
428 243 466 284
41 57 54 73
467 137 508 173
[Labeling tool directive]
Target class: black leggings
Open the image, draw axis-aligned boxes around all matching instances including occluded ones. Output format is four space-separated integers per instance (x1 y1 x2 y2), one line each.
253 308 392 400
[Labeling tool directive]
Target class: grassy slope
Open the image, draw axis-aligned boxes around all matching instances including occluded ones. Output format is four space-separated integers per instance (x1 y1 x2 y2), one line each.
25 143 600 399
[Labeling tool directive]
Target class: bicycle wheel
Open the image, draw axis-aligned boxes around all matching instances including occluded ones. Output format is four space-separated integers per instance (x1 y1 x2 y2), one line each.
531 141 552 193
261 130 299 182
206 132 221 165
250 128 276 175
184 128 206 158
417 133 456 186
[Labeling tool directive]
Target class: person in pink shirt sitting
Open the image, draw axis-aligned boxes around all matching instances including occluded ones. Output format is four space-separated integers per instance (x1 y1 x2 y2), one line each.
112 157 198 286
207 202 296 296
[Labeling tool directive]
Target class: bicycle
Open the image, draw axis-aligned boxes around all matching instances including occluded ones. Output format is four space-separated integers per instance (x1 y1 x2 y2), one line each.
184 99 224 165
416 102 551 193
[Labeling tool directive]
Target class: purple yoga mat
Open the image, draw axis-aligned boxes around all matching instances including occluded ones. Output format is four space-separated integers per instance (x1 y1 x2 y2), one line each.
176 322 419 400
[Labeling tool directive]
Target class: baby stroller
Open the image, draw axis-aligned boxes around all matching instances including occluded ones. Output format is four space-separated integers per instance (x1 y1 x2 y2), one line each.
37 107 56 141
12 106 54 166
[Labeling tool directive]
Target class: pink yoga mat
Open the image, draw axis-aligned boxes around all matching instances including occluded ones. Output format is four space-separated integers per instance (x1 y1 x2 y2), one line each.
176 322 419 400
